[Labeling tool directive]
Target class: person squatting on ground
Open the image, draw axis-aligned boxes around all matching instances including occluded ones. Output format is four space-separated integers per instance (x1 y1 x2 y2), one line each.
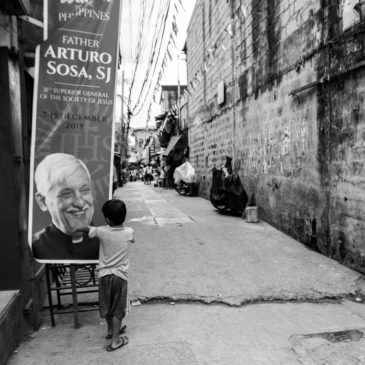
79 199 134 351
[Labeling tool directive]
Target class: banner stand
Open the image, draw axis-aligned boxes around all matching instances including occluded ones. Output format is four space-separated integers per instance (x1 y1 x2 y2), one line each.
70 265 80 329
45 264 99 328
45 264 55 327
29 1 122 328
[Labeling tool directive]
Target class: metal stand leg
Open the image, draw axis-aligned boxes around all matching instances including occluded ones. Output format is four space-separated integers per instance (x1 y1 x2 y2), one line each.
45 265 55 327
55 267 62 308
51 266 62 308
70 265 81 329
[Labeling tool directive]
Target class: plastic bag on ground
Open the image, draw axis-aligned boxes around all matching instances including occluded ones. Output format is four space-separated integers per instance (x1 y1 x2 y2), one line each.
173 161 196 184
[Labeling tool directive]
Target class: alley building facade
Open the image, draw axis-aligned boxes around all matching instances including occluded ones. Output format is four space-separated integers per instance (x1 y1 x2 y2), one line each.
186 0 365 273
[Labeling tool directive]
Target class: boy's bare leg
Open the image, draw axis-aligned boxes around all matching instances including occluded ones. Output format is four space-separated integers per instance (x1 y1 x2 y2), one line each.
106 315 113 337
112 317 122 346
105 316 127 339
106 316 128 351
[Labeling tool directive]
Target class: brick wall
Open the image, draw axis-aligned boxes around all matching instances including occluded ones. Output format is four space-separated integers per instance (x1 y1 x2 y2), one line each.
186 0 365 273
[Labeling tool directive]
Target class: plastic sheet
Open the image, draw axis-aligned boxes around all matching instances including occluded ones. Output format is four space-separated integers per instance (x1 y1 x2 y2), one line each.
173 161 196 184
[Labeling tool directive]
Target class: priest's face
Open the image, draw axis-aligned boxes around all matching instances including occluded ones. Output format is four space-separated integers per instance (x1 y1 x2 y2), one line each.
39 165 94 234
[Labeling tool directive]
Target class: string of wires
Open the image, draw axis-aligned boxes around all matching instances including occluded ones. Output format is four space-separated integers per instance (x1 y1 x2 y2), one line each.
132 0 172 116
120 0 178 119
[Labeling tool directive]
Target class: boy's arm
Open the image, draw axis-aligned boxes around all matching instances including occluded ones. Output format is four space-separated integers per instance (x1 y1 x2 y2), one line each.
75 226 98 239
88 226 98 238
76 227 91 233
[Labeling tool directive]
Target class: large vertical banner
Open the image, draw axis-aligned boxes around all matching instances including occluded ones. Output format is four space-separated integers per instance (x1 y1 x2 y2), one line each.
28 0 121 263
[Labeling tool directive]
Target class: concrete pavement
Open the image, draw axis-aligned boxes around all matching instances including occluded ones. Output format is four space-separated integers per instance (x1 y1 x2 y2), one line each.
8 182 365 364
122 182 361 305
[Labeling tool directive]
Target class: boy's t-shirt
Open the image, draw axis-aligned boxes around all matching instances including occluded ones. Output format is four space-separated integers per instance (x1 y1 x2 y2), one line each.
89 225 134 280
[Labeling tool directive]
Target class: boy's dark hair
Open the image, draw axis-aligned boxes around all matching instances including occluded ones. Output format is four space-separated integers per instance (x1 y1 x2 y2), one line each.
102 199 126 225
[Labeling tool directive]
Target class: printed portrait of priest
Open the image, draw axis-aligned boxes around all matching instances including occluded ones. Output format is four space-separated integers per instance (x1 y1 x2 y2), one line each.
31 153 99 261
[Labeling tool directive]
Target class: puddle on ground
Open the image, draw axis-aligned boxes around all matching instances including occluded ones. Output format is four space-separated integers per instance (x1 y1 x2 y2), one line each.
303 329 364 343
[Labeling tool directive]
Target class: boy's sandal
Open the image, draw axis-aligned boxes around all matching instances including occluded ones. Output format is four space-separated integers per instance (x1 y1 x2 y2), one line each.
105 325 127 339
106 336 128 351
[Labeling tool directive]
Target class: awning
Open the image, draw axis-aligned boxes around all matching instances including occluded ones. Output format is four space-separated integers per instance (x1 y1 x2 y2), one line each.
0 0 30 14
154 112 167 121
162 135 181 156
19 3 43 56
25 66 35 78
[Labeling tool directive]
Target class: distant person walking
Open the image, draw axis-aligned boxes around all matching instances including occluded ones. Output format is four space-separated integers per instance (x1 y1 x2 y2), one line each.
145 164 153 185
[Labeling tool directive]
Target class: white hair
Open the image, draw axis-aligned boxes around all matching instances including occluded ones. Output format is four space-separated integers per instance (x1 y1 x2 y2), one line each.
34 153 91 195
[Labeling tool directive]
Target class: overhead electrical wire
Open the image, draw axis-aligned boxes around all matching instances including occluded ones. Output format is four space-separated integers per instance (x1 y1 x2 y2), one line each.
127 0 148 108
120 0 181 121
132 0 174 115
129 0 169 113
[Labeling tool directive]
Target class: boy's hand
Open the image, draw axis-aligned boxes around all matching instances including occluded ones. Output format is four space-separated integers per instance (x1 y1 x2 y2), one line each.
75 227 91 233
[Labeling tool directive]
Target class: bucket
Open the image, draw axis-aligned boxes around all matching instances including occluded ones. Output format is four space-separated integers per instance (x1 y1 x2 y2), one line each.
246 206 258 223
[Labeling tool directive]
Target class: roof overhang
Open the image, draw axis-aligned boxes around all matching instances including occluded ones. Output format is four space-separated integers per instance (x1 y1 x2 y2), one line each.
162 135 181 156
0 0 30 15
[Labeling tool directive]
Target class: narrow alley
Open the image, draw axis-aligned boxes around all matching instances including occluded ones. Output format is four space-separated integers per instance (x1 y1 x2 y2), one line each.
2 1 365 364
8 182 365 365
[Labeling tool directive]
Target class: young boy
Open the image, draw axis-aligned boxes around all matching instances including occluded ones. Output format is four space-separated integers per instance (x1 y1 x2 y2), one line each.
84 199 134 351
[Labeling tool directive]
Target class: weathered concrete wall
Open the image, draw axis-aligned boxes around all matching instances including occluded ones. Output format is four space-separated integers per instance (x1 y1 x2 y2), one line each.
186 0 365 272
325 68 365 271
317 3 365 270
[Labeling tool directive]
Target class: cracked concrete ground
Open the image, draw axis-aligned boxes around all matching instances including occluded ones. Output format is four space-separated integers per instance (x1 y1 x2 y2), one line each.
8 182 365 364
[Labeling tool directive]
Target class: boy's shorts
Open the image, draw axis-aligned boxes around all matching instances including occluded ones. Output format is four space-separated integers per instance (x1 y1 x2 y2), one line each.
99 274 128 319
